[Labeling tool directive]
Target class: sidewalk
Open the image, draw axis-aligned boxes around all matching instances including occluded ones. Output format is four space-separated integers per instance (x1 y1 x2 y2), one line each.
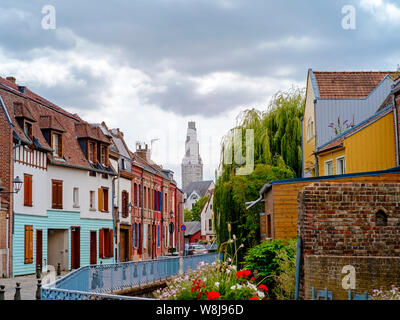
0 271 69 300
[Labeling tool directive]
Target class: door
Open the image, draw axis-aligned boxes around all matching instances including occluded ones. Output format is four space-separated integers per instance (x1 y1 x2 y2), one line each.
90 231 97 265
36 230 43 271
71 227 80 269
120 229 127 262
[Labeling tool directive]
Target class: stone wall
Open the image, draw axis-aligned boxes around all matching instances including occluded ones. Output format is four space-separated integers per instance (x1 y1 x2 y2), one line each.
298 182 400 299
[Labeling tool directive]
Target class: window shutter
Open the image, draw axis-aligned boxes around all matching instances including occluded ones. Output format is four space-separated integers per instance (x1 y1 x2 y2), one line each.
24 225 33 264
108 229 114 258
52 181 57 208
24 175 32 206
98 188 103 211
58 181 63 208
104 189 109 212
28 176 32 206
99 228 104 258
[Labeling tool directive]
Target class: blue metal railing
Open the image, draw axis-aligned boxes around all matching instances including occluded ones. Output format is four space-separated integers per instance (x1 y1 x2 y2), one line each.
42 253 220 300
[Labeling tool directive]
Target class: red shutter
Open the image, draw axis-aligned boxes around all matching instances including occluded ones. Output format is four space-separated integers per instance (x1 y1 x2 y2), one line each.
58 181 63 208
99 228 104 258
52 181 57 208
109 229 114 258
24 175 32 206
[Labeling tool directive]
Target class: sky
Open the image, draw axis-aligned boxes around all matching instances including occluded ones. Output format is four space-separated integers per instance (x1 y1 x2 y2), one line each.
1 0 400 188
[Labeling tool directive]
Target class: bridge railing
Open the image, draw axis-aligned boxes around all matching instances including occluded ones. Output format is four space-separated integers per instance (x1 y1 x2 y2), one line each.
42 253 220 300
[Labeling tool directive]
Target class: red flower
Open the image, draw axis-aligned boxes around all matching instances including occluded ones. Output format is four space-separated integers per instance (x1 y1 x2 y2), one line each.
207 291 220 300
250 296 260 300
258 284 268 292
236 270 252 279
250 277 255 281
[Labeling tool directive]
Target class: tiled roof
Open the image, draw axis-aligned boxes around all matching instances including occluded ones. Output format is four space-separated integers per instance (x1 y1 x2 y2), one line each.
75 122 110 144
316 105 394 154
39 115 65 132
184 180 214 197
0 75 113 172
184 221 201 236
313 71 397 99
13 101 36 122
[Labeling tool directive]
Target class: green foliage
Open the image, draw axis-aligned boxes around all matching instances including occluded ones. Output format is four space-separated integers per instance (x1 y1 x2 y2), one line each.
184 209 192 221
213 87 304 262
272 239 297 300
191 196 210 221
243 239 296 299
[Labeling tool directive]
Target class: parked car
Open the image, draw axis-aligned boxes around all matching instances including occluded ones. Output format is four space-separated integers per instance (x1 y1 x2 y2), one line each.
187 244 208 255
206 242 217 253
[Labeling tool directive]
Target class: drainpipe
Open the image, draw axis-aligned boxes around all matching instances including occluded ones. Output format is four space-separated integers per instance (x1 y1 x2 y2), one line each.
112 173 118 263
300 117 304 178
141 173 144 260
6 140 21 277
392 95 399 166
294 237 302 300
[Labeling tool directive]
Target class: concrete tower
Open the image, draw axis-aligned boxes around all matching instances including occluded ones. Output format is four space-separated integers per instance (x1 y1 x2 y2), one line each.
181 121 203 190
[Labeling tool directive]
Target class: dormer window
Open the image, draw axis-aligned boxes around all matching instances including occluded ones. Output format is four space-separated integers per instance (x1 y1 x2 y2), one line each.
101 145 107 165
88 141 96 163
52 132 62 158
24 122 33 140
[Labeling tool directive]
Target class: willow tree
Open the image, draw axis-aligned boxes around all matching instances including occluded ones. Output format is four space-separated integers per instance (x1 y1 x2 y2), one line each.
214 87 304 262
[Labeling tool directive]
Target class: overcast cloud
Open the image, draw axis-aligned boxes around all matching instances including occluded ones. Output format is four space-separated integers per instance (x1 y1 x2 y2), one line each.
1 0 399 186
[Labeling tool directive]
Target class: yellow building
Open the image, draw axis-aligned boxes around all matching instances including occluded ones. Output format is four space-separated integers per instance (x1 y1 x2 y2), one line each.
302 69 396 177
315 105 397 176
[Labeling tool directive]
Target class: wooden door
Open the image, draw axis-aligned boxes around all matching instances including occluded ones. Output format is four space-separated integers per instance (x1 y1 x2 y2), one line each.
71 227 80 269
36 230 43 271
120 229 127 262
90 231 97 265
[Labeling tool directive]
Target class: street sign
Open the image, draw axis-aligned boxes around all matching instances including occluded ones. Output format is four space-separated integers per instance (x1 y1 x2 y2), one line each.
181 224 186 232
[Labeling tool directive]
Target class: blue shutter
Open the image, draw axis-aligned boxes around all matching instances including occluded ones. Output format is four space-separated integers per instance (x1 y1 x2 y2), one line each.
157 225 160 247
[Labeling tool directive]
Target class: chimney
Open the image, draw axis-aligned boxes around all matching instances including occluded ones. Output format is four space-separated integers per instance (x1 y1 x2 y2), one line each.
6 76 16 84
136 142 152 162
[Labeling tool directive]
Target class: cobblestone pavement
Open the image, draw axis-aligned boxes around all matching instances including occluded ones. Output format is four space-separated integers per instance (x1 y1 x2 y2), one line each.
0 271 69 300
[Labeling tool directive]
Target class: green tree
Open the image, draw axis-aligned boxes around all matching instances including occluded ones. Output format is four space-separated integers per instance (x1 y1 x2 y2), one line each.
214 87 304 261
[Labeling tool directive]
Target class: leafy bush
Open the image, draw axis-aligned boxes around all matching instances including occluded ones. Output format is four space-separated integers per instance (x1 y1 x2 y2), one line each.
154 259 269 300
243 239 296 298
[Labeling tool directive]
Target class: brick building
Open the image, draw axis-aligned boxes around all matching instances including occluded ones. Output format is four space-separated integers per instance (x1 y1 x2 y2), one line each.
297 182 400 299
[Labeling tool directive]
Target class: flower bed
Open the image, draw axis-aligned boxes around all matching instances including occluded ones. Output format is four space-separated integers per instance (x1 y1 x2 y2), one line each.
154 259 268 300
371 285 400 300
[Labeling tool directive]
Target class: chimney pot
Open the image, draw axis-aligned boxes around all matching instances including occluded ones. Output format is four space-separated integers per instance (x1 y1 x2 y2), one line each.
6 76 16 84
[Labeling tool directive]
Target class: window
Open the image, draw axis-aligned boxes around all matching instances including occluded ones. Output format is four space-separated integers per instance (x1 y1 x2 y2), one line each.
24 174 33 206
73 187 79 207
336 157 345 175
51 180 63 209
121 190 129 218
100 145 107 165
209 219 212 231
99 228 113 258
24 225 33 264
52 133 62 158
24 122 33 140
90 191 96 210
307 118 314 141
98 187 109 212
121 158 126 170
88 142 95 163
266 214 272 239
324 160 334 176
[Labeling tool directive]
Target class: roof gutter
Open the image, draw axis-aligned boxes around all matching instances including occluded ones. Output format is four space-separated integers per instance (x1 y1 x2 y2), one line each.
49 160 118 176
245 183 271 210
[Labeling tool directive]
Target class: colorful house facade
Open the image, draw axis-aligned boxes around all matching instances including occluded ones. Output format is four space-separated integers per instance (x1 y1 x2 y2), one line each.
302 69 397 177
0 76 116 277
315 105 397 176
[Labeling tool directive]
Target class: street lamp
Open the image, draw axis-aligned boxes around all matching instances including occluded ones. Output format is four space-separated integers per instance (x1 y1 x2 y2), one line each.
0 176 23 194
13 176 23 194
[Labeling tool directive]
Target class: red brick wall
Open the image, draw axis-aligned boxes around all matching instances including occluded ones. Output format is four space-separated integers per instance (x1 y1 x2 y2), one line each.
0 96 13 276
298 182 400 300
